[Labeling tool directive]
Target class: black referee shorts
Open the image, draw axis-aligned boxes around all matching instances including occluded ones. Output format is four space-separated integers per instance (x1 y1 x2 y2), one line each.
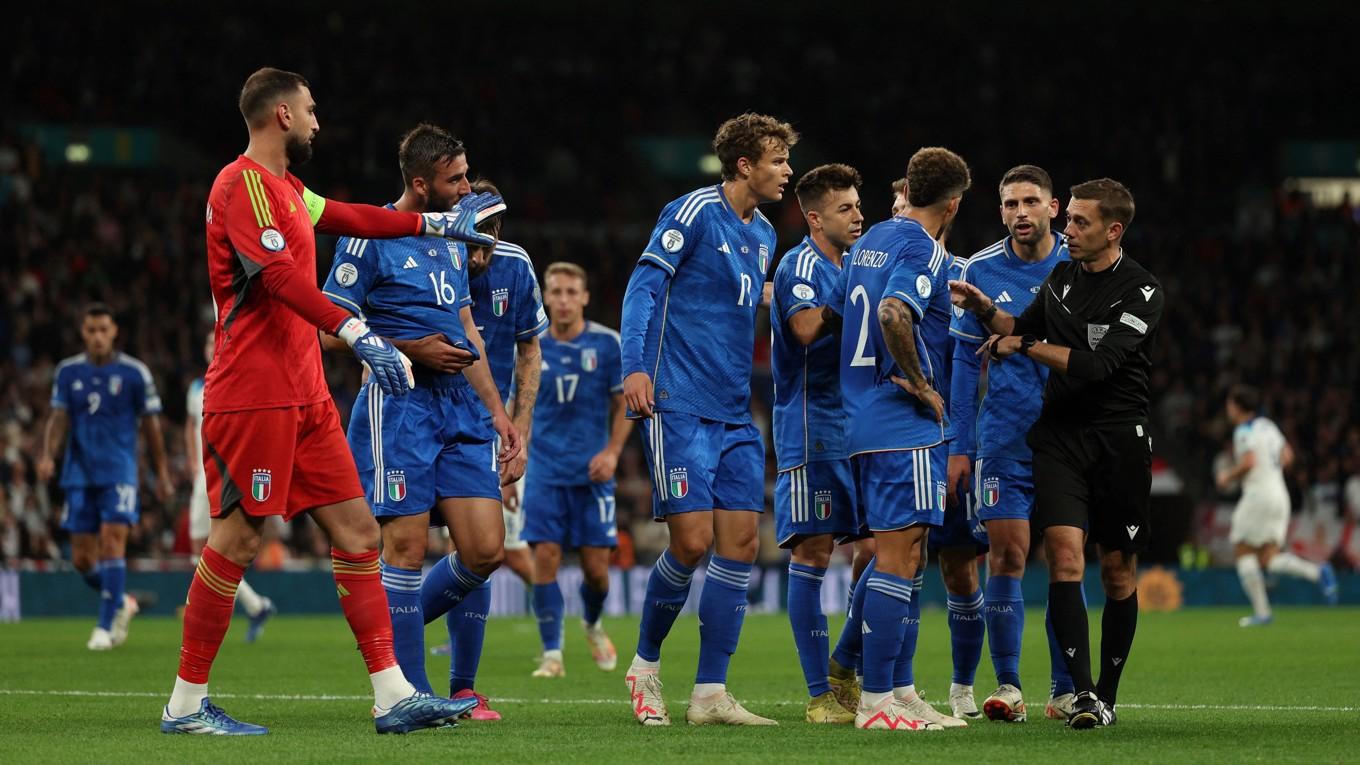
1028 421 1152 552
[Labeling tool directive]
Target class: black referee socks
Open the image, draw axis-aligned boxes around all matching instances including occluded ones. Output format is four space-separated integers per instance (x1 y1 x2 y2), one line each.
1048 581 1094 694
1097 590 1138 706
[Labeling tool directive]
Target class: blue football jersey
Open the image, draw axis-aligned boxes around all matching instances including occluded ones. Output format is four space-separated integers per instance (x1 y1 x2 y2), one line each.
468 240 548 402
627 185 775 425
50 352 162 487
771 236 848 470
323 214 473 387
840 217 952 454
950 234 1069 460
526 322 624 486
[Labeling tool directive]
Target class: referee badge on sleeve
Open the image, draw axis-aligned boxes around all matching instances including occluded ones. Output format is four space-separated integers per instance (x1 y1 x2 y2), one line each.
1087 323 1109 350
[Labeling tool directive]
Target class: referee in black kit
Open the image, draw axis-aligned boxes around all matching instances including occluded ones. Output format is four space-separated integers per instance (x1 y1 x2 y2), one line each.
950 178 1162 730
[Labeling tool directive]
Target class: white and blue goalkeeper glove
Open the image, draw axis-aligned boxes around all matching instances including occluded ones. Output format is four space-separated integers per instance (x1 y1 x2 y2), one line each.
420 192 507 246
336 317 415 396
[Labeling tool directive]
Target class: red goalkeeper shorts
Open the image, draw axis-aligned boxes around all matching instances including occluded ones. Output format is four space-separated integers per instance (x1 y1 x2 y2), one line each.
202 401 364 522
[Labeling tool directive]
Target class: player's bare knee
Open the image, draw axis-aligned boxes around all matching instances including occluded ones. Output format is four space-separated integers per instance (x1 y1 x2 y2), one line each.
942 558 979 595
1100 555 1137 598
791 536 834 569
382 531 426 570
669 528 713 567
533 545 562 582
73 552 96 573
463 542 505 575
988 541 1027 578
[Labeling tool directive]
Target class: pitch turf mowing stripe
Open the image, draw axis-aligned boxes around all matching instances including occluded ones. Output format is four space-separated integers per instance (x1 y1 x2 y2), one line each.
1 689 1355 713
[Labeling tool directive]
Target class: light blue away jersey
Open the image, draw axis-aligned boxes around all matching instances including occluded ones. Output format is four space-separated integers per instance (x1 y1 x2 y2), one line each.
468 240 548 402
771 236 848 470
323 212 474 388
839 216 952 454
50 352 161 487
950 235 1069 460
624 185 775 425
526 322 624 486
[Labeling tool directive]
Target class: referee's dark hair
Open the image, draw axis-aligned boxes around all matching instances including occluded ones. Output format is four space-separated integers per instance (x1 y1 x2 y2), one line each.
1228 384 1261 413
1000 164 1054 196
906 147 971 208
398 123 466 187
1071 178 1136 227
239 67 309 127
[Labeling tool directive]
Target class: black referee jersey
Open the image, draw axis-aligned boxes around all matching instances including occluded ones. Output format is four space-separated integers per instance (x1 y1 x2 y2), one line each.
1013 253 1163 427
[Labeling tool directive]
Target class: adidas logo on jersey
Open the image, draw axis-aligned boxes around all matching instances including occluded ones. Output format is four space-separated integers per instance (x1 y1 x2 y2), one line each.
403 256 419 269
995 291 1013 303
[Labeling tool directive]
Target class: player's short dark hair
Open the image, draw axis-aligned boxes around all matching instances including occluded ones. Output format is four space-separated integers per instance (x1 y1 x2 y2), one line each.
905 147 971 207
713 113 799 182
1070 178 1136 227
891 177 908 197
999 164 1054 196
398 123 466 186
545 261 588 289
1228 384 1260 413
238 67 309 127
469 178 503 240
794 163 862 211
83 303 115 322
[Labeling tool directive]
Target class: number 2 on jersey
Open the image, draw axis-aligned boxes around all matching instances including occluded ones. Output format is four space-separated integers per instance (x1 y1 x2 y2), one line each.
849 285 876 367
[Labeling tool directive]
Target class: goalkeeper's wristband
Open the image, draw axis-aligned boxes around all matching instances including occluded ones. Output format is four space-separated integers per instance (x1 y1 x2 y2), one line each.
336 317 370 347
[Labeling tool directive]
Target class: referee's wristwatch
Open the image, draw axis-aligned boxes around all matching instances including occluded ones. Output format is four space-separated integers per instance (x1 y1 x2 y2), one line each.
1018 334 1038 356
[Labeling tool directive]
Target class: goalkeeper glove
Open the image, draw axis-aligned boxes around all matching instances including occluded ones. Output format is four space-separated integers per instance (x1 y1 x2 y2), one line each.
421 192 507 246
336 317 415 396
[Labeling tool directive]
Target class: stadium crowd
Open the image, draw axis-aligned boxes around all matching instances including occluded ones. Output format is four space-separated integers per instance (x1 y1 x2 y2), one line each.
2 4 1357 570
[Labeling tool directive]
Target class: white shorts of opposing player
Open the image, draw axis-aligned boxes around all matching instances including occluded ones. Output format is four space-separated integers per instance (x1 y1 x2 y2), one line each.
1231 486 1325 624
1229 487 1290 548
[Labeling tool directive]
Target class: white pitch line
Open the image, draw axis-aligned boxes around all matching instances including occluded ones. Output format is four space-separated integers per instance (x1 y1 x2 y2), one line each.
0 689 1354 713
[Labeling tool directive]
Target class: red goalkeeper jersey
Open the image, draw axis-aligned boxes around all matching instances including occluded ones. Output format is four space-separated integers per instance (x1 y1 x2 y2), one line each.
202 155 424 413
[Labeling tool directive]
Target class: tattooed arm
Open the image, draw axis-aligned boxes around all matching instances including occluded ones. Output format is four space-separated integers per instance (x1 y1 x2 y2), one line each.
878 296 945 423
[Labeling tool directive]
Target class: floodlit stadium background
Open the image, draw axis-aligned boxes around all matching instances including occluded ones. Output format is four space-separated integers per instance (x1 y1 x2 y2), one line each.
2 3 1358 606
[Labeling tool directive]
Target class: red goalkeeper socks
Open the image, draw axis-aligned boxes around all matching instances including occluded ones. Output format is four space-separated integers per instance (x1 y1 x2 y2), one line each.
332 548 398 674
178 546 244 684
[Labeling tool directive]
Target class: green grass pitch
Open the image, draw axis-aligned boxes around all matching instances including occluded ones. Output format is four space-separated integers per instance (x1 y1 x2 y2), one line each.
2 608 1356 763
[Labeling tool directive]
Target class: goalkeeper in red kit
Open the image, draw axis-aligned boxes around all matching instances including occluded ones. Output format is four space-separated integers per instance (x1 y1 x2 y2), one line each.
160 67 504 736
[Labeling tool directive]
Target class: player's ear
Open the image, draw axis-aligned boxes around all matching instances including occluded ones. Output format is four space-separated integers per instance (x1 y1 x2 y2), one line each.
276 101 291 131
1048 196 1059 220
805 208 821 231
1106 220 1123 243
582 289 591 308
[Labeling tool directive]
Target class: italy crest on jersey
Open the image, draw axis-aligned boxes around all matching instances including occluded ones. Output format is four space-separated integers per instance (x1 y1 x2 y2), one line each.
109 375 122 396
445 241 462 270
668 468 689 499
982 477 1000 507
251 469 272 502
492 287 510 317
386 470 407 502
935 480 947 512
758 244 770 275
814 491 832 521
581 347 598 372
